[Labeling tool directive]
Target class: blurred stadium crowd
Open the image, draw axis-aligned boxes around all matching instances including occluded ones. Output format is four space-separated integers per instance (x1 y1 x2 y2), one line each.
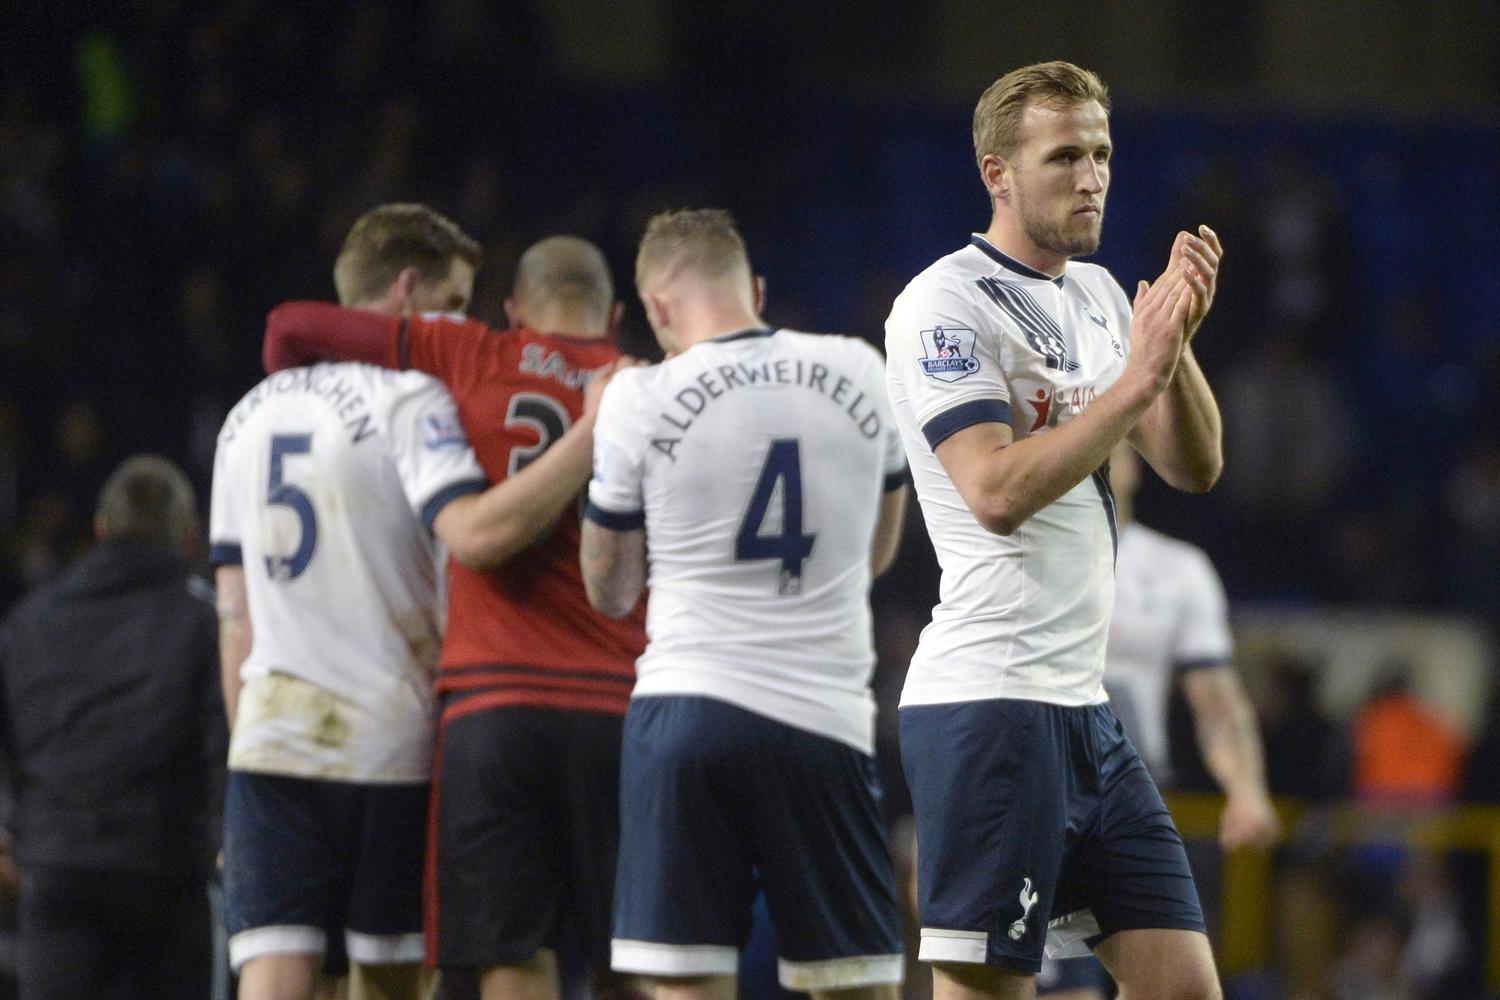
3 2 1500 999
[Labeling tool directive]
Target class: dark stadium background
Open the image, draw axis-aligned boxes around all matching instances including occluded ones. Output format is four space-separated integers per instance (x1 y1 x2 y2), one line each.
3 2 1499 998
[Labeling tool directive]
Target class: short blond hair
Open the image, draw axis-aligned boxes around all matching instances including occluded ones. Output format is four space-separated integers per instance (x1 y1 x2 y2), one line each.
635 208 749 289
972 61 1111 165
333 203 482 306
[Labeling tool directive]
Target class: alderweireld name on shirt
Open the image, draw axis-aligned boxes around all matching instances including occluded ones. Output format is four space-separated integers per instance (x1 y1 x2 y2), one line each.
652 357 883 461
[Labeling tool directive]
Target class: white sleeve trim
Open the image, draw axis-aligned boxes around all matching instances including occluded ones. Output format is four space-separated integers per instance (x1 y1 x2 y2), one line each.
611 938 738 977
345 929 426 965
229 925 326 971
917 927 988 964
778 953 905 990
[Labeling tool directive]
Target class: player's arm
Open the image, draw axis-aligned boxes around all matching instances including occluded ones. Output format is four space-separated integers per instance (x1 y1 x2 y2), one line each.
580 520 646 620
214 565 251 730
432 363 629 569
1180 665 1280 849
578 370 649 618
871 482 908 578
1129 227 1224 493
263 301 398 373
935 274 1194 535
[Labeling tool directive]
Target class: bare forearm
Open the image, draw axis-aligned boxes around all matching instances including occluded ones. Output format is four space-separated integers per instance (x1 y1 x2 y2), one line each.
870 485 908 578
443 417 597 570
1132 346 1222 492
217 620 250 731
580 522 646 619
215 567 251 729
953 373 1156 535
1194 685 1269 802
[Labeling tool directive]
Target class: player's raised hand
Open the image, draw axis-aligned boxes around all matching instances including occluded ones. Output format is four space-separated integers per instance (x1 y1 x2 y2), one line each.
582 355 645 421
1124 270 1193 396
1219 790 1280 850
1174 225 1221 341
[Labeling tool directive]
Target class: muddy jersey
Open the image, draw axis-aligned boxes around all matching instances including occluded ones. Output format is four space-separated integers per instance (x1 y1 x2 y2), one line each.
210 363 486 781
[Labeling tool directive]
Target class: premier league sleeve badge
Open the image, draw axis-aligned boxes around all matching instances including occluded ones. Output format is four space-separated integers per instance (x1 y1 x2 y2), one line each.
918 325 981 382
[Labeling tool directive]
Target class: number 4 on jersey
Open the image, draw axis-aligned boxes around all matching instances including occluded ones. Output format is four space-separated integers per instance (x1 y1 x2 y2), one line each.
735 438 816 596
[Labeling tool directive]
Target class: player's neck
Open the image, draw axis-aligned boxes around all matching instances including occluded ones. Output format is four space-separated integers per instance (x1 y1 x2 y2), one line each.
982 218 1067 279
522 304 606 340
674 304 766 352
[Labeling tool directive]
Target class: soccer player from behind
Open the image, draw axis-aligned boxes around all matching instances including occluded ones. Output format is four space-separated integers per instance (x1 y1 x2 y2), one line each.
580 209 909 1000
263 236 645 1000
886 62 1227 1000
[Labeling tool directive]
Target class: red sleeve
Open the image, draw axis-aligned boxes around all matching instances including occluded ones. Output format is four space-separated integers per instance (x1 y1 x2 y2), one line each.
263 302 400 374
402 314 495 386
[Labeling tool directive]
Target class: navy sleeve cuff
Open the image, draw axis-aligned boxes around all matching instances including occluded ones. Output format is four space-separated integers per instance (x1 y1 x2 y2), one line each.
208 542 242 568
1174 657 1230 675
584 500 645 531
920 399 1011 450
421 478 489 531
883 468 910 492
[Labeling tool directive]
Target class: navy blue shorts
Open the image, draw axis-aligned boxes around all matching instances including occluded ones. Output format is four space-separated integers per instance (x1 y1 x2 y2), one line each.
612 696 904 990
222 771 428 971
900 699 1204 974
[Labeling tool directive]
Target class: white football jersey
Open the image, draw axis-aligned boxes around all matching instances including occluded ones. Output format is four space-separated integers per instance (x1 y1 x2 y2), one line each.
209 362 487 782
1104 522 1233 780
887 236 1132 708
588 328 907 754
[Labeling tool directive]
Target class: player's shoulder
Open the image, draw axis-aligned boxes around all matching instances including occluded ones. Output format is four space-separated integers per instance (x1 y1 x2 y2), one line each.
887 245 996 345
1064 260 1130 305
893 244 992 308
1126 522 1218 575
783 329 888 384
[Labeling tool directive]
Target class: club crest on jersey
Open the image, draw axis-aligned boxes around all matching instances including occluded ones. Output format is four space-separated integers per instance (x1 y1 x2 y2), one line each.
918 325 981 382
422 411 470 451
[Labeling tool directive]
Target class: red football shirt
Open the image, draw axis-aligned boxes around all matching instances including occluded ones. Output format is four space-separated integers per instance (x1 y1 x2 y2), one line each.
399 315 645 718
263 303 646 719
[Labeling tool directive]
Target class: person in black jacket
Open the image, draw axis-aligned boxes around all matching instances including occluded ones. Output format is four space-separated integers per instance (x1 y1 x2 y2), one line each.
0 454 227 1000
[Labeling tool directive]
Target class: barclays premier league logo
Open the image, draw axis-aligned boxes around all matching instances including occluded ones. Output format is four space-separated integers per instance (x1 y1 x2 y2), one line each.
919 325 980 382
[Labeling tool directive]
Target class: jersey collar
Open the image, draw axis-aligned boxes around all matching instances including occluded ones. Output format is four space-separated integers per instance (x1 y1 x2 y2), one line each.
970 235 1065 287
710 326 777 343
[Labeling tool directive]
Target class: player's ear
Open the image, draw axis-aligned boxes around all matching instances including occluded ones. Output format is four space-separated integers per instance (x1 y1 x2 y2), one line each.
503 296 521 328
392 266 421 311
641 290 667 335
752 275 766 315
980 153 1010 200
607 301 625 336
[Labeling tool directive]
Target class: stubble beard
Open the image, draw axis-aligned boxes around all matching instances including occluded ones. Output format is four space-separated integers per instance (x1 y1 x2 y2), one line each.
1020 207 1103 260
1013 183 1104 260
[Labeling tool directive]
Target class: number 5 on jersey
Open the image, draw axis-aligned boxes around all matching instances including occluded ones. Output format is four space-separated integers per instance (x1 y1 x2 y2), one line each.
265 433 317 581
736 438 816 596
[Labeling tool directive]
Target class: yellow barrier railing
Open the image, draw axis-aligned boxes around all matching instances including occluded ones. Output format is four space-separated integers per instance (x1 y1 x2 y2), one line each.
1164 794 1500 991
